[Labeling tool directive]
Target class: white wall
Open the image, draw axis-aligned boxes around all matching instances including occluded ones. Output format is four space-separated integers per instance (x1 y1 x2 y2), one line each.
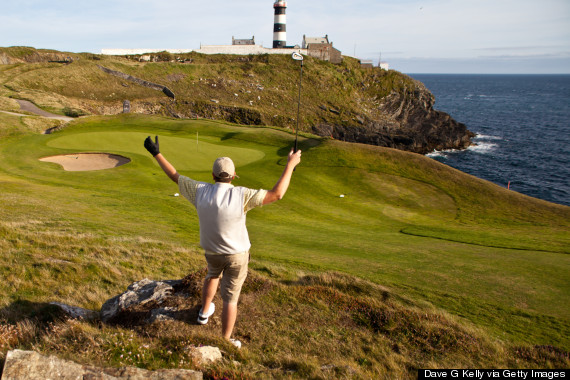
101 46 307 56
101 49 194 55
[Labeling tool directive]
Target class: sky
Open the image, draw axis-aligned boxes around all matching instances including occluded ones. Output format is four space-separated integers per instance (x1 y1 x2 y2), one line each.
1 0 569 74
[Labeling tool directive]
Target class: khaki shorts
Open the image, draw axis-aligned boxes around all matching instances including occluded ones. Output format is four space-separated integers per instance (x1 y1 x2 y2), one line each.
205 252 249 304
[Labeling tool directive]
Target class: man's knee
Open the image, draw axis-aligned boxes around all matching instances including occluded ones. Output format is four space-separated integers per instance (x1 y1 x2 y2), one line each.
223 301 238 314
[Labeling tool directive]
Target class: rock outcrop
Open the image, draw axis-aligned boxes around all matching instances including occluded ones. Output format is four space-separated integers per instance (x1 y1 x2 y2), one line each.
101 278 182 325
49 302 98 321
312 79 474 154
99 271 204 326
97 65 175 99
1 350 202 380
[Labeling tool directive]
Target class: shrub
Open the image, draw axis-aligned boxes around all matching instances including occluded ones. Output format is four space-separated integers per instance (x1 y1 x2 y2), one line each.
62 107 87 118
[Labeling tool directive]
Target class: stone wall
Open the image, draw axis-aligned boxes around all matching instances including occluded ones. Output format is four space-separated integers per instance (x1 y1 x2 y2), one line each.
101 48 194 55
307 44 342 64
97 65 175 99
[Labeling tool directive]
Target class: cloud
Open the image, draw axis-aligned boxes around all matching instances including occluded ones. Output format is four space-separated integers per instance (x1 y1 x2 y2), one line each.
1 0 569 73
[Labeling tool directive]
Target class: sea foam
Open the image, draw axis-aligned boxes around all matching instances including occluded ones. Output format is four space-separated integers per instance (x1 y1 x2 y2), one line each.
474 134 502 140
467 142 497 154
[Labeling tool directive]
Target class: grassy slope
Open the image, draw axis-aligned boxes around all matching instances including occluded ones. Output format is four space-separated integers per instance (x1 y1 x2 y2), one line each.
0 47 415 131
0 112 568 377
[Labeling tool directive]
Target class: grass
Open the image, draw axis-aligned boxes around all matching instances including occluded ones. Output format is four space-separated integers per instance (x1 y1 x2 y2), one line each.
0 112 569 377
0 47 431 133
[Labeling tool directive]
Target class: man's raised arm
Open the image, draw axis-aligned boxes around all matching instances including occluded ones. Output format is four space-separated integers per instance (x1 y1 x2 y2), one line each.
263 148 302 205
144 136 180 184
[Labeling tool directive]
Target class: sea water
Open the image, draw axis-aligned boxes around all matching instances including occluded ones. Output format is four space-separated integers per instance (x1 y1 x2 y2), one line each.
410 74 570 207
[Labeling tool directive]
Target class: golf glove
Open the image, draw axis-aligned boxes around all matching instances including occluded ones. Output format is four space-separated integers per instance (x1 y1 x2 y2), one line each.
144 136 160 157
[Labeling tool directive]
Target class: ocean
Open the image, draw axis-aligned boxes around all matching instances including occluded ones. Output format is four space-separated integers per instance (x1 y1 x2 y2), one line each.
409 74 570 207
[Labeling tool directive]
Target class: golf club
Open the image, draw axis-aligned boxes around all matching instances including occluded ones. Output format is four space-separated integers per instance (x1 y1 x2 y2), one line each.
292 52 304 153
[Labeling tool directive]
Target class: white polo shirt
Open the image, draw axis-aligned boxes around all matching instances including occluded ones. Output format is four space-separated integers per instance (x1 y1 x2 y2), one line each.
178 175 267 255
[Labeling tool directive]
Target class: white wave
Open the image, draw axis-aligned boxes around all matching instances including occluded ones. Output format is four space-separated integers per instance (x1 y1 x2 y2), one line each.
426 139 498 158
475 134 502 140
426 150 448 158
467 141 498 154
426 148 462 158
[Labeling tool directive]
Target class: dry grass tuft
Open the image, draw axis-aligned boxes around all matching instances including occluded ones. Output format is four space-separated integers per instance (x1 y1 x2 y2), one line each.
509 345 570 368
0 319 38 351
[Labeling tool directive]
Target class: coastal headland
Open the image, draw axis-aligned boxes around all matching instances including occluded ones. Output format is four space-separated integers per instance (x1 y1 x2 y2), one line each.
0 46 473 154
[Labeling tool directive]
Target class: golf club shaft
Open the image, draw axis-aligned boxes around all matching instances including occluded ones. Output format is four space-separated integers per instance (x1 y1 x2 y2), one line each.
294 60 303 153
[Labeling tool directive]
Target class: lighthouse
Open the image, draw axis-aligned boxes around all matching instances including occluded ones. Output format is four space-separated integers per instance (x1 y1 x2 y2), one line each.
273 1 287 48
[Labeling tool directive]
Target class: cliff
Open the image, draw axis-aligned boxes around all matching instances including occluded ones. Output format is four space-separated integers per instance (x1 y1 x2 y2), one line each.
0 47 473 153
312 78 474 153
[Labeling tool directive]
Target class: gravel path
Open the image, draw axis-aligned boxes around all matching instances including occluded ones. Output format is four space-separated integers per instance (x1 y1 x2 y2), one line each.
15 99 73 121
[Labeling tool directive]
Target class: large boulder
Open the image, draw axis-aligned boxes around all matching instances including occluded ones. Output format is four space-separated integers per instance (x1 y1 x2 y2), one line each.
100 279 179 324
1 349 202 380
99 272 205 326
50 302 98 321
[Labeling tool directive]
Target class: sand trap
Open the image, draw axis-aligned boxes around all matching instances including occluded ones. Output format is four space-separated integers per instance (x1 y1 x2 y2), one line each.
39 153 130 171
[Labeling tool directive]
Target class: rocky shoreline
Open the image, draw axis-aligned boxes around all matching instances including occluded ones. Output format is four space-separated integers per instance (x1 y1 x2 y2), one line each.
311 78 474 154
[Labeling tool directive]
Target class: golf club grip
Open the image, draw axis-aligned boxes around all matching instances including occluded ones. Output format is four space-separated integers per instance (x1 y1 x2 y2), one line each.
293 140 298 171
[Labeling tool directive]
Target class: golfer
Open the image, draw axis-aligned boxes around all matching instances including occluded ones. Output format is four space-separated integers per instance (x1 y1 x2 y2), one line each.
144 136 301 348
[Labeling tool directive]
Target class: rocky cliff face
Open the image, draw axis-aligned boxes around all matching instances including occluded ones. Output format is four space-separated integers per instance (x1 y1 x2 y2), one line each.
311 78 474 154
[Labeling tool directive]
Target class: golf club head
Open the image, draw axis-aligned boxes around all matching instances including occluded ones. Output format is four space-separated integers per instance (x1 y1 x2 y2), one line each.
291 52 303 61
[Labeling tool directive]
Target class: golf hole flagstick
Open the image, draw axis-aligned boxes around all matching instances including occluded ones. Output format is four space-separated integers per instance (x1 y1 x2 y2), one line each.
292 52 304 154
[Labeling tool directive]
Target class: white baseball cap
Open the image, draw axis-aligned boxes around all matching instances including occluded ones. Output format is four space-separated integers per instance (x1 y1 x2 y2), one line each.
212 157 238 179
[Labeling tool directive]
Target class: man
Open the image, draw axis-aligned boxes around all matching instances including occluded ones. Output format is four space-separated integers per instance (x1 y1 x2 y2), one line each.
143 136 301 348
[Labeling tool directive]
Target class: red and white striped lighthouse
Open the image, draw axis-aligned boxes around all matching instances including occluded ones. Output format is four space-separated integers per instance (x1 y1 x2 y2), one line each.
273 1 287 48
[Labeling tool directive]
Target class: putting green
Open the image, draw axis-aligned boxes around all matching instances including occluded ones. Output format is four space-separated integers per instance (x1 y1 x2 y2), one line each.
47 131 266 171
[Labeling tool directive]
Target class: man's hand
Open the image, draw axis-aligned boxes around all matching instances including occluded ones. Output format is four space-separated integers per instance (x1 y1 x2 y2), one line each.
144 136 160 157
288 148 302 168
263 148 301 205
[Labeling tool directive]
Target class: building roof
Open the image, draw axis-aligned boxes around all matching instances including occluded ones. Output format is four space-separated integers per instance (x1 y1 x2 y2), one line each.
232 36 255 45
303 35 330 46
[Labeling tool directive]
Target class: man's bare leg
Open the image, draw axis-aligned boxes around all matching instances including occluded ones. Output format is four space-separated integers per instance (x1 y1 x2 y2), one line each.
222 302 238 339
201 277 219 314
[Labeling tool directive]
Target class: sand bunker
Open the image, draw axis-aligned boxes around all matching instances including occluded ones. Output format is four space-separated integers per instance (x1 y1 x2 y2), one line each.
39 153 130 171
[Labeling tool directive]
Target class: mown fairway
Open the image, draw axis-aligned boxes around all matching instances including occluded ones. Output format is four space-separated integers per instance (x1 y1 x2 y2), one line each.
1 113 569 376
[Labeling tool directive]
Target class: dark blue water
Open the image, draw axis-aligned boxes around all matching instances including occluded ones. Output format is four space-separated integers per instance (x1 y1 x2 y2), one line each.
410 74 570 207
